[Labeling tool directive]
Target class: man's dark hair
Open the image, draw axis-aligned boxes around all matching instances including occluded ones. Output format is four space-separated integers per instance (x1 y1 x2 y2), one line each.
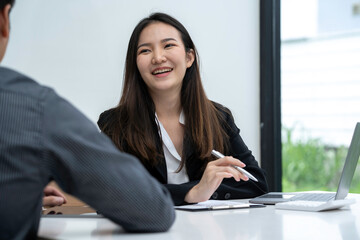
0 0 15 10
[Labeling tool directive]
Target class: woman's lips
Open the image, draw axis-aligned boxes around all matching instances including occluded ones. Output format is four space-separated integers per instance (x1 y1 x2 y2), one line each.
152 67 173 75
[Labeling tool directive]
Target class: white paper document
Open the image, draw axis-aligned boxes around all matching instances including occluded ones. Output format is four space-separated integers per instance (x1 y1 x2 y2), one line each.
175 200 264 211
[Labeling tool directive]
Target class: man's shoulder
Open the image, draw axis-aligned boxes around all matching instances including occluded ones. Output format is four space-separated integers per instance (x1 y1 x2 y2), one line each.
0 66 53 100
0 66 34 83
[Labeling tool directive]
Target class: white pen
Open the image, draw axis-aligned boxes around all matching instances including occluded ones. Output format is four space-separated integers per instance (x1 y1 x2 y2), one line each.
211 150 258 182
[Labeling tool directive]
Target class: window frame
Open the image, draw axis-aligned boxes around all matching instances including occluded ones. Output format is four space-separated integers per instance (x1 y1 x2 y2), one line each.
259 0 282 191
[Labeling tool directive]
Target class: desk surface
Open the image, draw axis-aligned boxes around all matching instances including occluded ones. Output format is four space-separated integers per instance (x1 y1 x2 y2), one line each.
38 194 360 240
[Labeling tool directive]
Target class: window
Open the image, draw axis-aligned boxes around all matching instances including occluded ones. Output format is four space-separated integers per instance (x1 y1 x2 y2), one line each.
281 0 360 193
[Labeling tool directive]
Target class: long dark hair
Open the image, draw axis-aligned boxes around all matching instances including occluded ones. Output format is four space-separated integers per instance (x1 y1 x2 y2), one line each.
101 12 229 167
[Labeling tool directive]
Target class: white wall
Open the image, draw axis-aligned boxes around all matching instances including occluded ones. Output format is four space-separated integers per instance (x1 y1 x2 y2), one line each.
3 0 261 162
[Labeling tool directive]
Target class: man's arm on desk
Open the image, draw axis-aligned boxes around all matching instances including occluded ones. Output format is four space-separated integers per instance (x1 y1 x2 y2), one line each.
42 91 175 232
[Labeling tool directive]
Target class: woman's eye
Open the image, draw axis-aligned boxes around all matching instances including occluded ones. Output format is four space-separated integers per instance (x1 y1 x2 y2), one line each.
165 43 175 48
138 49 150 54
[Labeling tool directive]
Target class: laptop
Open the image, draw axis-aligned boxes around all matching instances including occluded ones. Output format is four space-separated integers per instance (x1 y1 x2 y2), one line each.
250 122 360 205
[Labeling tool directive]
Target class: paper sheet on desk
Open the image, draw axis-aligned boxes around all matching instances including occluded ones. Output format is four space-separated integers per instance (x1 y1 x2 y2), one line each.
175 200 264 211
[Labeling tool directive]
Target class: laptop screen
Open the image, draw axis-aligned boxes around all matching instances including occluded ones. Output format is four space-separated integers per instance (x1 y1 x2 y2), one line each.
335 122 360 200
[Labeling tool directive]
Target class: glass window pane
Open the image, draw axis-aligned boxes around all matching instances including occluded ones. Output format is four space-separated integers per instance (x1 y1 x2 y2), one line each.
281 0 360 193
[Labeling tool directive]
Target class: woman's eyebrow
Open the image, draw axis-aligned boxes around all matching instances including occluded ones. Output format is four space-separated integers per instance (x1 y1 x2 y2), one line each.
137 42 151 50
137 38 178 50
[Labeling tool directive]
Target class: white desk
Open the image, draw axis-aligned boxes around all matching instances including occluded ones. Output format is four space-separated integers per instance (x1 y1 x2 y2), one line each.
38 194 360 240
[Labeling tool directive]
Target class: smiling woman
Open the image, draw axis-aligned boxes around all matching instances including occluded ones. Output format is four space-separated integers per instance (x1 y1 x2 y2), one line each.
97 12 269 206
136 22 194 97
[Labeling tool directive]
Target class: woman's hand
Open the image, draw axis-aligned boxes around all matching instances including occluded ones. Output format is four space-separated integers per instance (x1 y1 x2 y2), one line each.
184 156 248 203
43 185 67 207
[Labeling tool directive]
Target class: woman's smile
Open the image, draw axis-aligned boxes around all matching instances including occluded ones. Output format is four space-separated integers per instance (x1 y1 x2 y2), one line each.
152 67 174 77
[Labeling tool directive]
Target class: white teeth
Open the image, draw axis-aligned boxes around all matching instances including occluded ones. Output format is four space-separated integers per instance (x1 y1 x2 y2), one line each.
153 68 172 75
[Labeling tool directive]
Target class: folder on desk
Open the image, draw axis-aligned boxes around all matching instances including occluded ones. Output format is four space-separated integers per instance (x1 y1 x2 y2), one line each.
175 200 265 211
41 205 98 217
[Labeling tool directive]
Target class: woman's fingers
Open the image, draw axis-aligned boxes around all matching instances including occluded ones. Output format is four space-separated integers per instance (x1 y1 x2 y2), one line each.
185 157 250 203
210 156 246 168
207 159 248 182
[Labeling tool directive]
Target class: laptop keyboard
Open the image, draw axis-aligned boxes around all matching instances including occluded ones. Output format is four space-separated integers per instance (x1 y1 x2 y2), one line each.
292 193 335 202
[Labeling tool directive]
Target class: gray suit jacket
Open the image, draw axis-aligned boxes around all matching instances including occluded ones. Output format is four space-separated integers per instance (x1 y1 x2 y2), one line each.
0 67 175 239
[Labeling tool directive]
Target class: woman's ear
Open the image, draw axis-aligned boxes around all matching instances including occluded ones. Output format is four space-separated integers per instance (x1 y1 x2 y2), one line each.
186 49 195 68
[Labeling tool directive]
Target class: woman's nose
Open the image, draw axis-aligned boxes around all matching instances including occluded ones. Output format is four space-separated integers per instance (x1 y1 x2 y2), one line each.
151 49 166 64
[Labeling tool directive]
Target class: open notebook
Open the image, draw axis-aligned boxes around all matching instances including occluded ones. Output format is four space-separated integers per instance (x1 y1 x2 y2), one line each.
250 122 360 207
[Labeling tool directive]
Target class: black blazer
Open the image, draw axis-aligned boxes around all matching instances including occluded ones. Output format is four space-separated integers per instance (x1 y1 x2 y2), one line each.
98 103 269 205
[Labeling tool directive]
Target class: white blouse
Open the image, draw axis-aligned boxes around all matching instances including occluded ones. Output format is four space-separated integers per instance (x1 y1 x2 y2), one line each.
155 111 189 184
